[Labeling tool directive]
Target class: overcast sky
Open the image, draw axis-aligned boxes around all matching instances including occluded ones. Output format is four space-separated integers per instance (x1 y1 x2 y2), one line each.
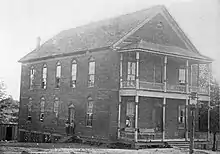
0 0 219 100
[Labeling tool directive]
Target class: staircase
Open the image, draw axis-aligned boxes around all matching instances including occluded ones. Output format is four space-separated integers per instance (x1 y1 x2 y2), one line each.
167 141 190 149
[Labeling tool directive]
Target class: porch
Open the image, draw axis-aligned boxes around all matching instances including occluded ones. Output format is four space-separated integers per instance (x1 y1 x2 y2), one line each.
117 96 209 143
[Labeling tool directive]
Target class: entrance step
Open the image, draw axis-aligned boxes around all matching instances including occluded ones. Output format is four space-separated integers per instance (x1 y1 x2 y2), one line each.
167 141 190 149
56 136 74 143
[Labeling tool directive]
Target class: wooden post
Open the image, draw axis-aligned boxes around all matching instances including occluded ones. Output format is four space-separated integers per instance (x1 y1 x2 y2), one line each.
135 95 139 142
208 63 211 140
136 52 139 89
164 56 167 92
162 56 167 141
185 60 189 140
120 53 123 88
118 96 122 139
162 97 166 141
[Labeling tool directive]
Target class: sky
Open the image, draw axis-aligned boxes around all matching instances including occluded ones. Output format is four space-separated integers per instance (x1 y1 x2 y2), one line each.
0 0 219 100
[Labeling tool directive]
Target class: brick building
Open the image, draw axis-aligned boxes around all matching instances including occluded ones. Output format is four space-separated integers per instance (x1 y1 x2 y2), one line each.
18 5 212 145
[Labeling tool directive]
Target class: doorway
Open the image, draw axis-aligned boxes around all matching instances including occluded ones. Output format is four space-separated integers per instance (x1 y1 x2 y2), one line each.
68 104 75 135
6 127 12 141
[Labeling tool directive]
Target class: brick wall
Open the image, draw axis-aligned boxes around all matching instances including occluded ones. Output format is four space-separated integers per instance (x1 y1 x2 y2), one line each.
19 49 120 141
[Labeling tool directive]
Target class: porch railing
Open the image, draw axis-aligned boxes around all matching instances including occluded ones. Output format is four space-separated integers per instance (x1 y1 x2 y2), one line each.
139 81 164 91
189 86 209 95
121 80 208 95
121 80 136 88
166 84 186 93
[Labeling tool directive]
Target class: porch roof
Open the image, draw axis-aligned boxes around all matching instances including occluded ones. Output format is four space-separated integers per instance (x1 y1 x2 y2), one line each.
118 40 213 62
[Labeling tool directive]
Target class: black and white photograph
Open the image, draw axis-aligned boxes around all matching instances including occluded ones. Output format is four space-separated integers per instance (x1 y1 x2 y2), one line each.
0 0 220 153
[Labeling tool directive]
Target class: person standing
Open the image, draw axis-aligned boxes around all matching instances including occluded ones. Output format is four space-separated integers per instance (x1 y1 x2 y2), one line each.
65 120 70 136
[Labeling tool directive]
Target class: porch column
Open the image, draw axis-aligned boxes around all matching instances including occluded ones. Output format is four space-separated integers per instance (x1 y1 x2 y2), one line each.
136 52 139 89
208 63 211 140
162 56 167 141
185 60 189 140
135 95 139 142
117 96 122 139
162 97 166 141
120 53 123 88
164 56 167 91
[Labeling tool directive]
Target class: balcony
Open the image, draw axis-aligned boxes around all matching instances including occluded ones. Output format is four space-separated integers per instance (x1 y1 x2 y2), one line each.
121 80 209 95
139 81 164 91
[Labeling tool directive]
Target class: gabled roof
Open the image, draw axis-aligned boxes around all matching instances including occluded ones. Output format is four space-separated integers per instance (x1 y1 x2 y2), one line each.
119 40 212 61
19 5 161 63
19 5 212 63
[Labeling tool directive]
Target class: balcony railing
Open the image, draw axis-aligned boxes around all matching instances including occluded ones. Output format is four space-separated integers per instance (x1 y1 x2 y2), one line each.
121 80 209 95
121 80 136 88
166 84 186 93
189 86 209 95
139 81 164 91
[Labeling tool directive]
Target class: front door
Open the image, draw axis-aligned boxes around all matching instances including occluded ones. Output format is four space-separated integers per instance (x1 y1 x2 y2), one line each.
68 105 75 135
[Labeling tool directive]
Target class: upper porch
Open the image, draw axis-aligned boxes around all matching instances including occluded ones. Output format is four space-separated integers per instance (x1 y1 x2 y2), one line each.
119 45 212 99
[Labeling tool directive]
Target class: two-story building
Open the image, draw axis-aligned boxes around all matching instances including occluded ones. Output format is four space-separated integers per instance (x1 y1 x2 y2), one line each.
18 5 212 146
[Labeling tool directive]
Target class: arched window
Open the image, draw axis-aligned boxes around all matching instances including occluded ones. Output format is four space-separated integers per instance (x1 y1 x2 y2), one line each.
42 64 47 89
30 66 35 89
54 97 59 117
40 97 45 122
86 97 94 127
27 98 32 121
71 60 77 88
88 57 95 87
55 62 61 88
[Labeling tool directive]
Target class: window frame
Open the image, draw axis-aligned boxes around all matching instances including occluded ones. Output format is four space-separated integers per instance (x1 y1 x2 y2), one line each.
40 97 45 122
178 105 185 124
42 64 47 89
54 97 59 117
88 58 95 87
55 61 61 88
27 97 32 121
86 97 94 127
71 60 77 88
178 67 186 85
29 66 35 90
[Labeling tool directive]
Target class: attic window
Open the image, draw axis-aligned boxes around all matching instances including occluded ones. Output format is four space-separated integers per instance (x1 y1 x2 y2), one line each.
156 21 163 29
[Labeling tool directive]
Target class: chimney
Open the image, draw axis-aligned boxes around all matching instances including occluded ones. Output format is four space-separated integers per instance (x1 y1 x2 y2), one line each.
36 37 41 49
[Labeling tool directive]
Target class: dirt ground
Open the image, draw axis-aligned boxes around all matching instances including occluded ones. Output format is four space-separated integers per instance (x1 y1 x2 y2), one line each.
0 142 218 154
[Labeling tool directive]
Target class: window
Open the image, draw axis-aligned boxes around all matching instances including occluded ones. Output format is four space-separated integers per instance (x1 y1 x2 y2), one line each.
55 62 61 88
40 97 45 122
30 66 35 89
179 68 185 84
27 98 32 121
86 98 94 127
42 64 47 89
54 97 59 117
88 58 95 87
71 60 77 88
126 102 134 128
178 105 185 124
127 62 135 86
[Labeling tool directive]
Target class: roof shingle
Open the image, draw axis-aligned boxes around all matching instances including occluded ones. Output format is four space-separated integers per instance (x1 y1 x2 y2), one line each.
19 5 161 62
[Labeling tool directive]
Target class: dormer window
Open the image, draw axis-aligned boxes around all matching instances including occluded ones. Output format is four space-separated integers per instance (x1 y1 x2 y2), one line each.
71 60 77 88
55 62 61 88
42 64 47 89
